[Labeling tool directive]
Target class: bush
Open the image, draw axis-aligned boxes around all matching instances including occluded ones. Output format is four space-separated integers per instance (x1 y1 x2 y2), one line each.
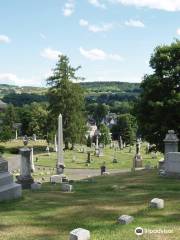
8 147 19 154
33 145 54 154
0 145 5 155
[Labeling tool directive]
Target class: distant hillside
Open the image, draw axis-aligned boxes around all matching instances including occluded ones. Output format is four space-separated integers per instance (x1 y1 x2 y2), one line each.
0 81 141 106
0 84 46 98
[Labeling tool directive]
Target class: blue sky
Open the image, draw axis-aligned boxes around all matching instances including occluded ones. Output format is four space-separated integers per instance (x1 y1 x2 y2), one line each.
0 0 179 86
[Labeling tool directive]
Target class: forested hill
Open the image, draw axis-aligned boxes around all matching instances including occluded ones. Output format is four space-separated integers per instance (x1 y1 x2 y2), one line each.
0 81 141 106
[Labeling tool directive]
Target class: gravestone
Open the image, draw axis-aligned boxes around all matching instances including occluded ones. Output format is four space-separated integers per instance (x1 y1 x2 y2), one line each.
46 146 50 156
150 198 164 209
134 139 142 168
32 134 37 141
50 175 63 183
118 215 134 224
87 151 91 163
98 144 104 157
164 152 180 176
0 158 22 201
159 130 180 177
119 136 123 149
100 164 106 175
164 130 179 156
31 182 42 190
61 183 73 192
16 147 34 189
69 228 90 240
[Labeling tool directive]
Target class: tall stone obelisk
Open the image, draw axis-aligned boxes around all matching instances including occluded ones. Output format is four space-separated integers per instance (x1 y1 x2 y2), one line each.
54 134 57 152
57 114 64 174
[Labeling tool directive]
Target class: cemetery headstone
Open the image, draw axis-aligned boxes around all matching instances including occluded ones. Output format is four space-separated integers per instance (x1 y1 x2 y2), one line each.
98 144 104 157
150 198 164 209
164 130 179 156
134 139 143 168
87 151 91 163
61 183 73 192
16 139 34 189
69 228 90 240
100 163 106 175
50 175 63 183
119 136 123 149
32 134 37 141
118 215 134 224
0 158 22 201
31 182 42 190
159 130 180 177
46 146 50 156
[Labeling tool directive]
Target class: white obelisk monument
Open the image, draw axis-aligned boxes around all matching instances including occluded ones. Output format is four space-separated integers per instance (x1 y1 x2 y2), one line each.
15 130 18 140
54 134 57 152
57 114 64 174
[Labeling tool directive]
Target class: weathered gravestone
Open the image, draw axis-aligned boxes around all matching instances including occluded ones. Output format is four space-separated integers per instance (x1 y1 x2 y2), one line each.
61 183 73 192
31 182 42 190
159 130 180 177
16 147 34 189
98 144 104 157
150 198 164 209
118 215 134 224
0 158 22 201
134 139 143 168
69 228 90 240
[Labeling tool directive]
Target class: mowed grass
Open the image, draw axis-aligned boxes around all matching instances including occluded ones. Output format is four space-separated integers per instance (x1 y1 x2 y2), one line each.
1 140 162 170
0 170 180 240
35 146 161 170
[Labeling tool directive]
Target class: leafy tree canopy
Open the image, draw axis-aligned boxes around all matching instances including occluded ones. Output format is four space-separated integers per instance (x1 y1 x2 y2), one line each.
136 40 180 151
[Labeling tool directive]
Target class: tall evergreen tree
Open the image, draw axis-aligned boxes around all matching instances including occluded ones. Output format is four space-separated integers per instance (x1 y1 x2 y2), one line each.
47 55 86 148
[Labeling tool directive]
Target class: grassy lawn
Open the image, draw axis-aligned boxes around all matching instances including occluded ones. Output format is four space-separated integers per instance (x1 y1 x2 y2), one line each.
35 146 162 170
0 139 163 170
0 170 180 240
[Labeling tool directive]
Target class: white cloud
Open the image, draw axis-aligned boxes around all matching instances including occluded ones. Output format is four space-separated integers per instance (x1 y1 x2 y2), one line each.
89 23 113 32
177 28 180 35
0 73 42 86
0 34 11 43
125 19 145 28
41 48 62 60
79 19 89 27
79 47 123 61
111 0 180 12
79 19 113 33
62 0 75 16
88 0 106 9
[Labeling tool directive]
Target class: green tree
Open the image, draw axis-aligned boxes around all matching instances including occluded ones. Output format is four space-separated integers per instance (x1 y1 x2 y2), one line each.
111 113 137 145
47 55 86 149
93 103 109 127
0 104 17 141
136 40 180 151
19 103 48 137
99 124 111 146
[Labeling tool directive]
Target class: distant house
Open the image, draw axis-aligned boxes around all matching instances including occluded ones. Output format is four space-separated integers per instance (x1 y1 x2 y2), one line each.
104 113 117 128
0 100 7 112
86 123 97 138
